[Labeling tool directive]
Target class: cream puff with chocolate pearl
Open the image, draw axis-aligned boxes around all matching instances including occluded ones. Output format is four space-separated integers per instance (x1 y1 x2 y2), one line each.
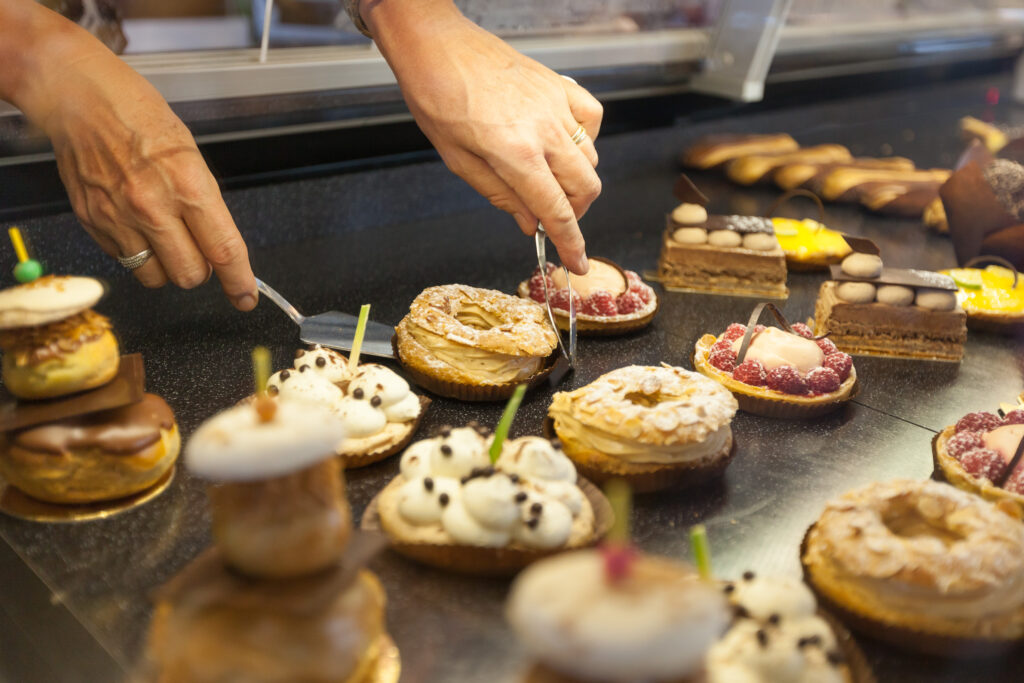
0 275 119 399
292 344 350 384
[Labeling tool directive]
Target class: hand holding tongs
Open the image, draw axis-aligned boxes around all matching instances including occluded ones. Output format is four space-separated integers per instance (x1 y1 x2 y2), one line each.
534 224 578 372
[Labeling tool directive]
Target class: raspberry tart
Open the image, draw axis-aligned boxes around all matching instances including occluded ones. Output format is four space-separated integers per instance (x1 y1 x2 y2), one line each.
517 258 658 335
693 313 858 418
932 407 1024 514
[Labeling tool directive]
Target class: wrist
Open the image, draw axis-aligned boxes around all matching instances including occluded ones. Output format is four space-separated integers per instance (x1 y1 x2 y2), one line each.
361 0 465 55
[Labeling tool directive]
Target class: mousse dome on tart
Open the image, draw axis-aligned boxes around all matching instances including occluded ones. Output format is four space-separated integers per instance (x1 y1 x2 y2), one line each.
516 258 658 335
801 479 1024 657
932 407 1024 513
394 284 558 401
547 365 738 492
694 316 857 418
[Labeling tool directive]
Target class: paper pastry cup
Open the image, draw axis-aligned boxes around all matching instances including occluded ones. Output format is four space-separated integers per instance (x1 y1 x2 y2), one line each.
360 477 613 577
693 335 858 419
392 335 557 402
800 524 1024 658
931 427 1024 517
963 311 1024 336
340 395 432 469
515 281 659 336
543 417 734 493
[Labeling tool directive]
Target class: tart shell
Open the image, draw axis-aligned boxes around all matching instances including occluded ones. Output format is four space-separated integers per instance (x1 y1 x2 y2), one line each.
931 426 1024 516
340 395 432 469
360 477 612 577
543 417 735 493
693 334 858 418
392 335 557 402
515 281 659 336
801 524 1024 658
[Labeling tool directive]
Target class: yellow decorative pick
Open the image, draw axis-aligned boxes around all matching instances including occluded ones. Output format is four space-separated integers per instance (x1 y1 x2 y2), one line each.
604 478 632 545
347 304 371 372
8 227 42 283
488 383 527 463
690 524 712 581
252 346 276 422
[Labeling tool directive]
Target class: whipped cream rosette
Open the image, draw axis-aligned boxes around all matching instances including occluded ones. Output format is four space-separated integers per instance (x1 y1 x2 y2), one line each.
266 345 429 467
363 426 611 575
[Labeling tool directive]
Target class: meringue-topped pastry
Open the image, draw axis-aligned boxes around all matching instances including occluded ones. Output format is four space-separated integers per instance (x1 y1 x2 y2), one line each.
376 428 594 554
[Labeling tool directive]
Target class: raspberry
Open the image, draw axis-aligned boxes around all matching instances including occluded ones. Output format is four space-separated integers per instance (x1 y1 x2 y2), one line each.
712 339 735 354
806 367 841 394
959 448 1007 483
766 365 809 395
733 359 766 386
1004 409 1024 425
791 322 813 339
722 324 747 343
815 337 838 356
616 291 644 315
753 324 767 334
1004 466 1024 494
955 412 1004 434
709 347 737 373
625 271 653 304
528 273 555 302
946 430 984 459
550 288 582 312
581 291 617 316
625 270 643 287
823 352 852 382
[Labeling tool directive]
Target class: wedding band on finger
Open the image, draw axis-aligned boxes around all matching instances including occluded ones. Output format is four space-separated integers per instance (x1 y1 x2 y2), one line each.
117 248 154 271
570 124 588 146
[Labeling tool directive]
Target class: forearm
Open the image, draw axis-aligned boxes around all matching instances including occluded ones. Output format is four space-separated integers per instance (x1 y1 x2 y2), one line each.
360 0 466 64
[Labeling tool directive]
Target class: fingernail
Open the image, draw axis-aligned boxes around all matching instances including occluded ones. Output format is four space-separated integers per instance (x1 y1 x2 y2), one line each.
514 213 532 233
577 255 590 274
234 292 257 311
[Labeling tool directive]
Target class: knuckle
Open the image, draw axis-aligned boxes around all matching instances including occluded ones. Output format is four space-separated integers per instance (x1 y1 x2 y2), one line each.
171 264 208 290
174 166 212 203
205 235 247 269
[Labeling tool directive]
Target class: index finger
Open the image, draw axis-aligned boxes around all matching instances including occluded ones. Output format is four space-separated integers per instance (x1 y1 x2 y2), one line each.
181 191 257 311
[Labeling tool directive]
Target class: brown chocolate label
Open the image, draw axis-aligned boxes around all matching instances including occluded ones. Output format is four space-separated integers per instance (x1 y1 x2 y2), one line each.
672 175 710 206
838 235 880 255
829 265 957 291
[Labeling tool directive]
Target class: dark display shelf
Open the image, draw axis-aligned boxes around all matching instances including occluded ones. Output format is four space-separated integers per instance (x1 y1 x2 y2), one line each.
1 72 1022 682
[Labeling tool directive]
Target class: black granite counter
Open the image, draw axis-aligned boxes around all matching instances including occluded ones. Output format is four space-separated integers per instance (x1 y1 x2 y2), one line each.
1 72 1022 682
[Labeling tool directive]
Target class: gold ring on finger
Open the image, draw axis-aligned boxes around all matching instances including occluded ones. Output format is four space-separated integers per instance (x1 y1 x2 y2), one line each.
570 124 588 146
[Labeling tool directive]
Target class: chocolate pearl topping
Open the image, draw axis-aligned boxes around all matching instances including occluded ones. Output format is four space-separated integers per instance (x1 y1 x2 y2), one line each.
353 388 364 399
529 502 543 516
551 440 563 450
756 629 768 647
267 385 279 396
440 444 452 456
742 571 755 581
370 395 382 407
826 651 844 666
723 583 735 594
440 427 452 438
280 369 290 381
798 635 822 649
424 477 434 492
514 492 528 503
316 356 327 367
439 493 450 507
509 473 520 484
526 518 540 529
767 613 781 626
295 349 305 358
299 364 309 372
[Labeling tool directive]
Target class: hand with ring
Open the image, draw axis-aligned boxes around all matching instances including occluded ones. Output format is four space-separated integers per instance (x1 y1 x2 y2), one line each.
0 1 258 311
364 0 603 275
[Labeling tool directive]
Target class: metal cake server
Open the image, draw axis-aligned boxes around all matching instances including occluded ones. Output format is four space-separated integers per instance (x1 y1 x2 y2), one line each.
256 278 396 359
534 225 578 375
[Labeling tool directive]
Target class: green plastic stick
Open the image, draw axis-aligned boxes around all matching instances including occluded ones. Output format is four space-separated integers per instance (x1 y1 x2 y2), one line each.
252 346 271 394
604 478 632 545
690 524 712 580
488 384 527 463
347 304 372 372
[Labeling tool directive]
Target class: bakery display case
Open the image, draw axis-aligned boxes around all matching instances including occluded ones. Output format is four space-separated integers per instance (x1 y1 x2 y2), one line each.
3 2 1024 682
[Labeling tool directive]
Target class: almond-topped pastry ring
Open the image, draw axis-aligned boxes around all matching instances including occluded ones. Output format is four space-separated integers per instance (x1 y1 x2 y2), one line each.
516 258 658 335
394 284 558 401
547 365 738 492
802 479 1024 657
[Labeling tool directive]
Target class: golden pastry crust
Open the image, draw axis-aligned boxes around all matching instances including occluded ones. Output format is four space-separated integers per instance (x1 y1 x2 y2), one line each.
932 426 1024 515
693 334 857 418
802 480 1024 650
395 284 557 388
1 325 119 399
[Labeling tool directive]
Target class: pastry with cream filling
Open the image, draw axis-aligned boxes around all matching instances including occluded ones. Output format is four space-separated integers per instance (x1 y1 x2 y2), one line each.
0 275 118 399
547 365 737 492
725 144 852 185
367 426 607 575
811 250 967 361
680 133 799 169
394 284 558 400
517 258 657 335
933 408 1024 514
693 320 857 418
802 479 1024 657
146 388 394 682
266 346 428 467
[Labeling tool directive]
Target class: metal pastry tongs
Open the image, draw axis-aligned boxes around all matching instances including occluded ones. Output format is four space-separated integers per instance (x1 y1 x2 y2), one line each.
535 224 578 376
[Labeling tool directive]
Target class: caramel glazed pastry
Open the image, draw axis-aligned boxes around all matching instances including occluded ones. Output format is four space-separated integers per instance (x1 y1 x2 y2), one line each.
267 345 424 464
548 365 738 490
377 427 594 551
802 479 1024 656
394 284 557 398
659 202 788 298
0 393 179 504
0 275 119 399
149 396 389 682
812 251 967 362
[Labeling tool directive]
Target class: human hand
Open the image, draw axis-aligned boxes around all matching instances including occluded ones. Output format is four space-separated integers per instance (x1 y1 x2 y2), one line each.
364 0 603 274
5 7 257 310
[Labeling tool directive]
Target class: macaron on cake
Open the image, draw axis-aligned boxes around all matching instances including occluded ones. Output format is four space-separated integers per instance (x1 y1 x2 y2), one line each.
147 351 398 682
267 344 429 468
